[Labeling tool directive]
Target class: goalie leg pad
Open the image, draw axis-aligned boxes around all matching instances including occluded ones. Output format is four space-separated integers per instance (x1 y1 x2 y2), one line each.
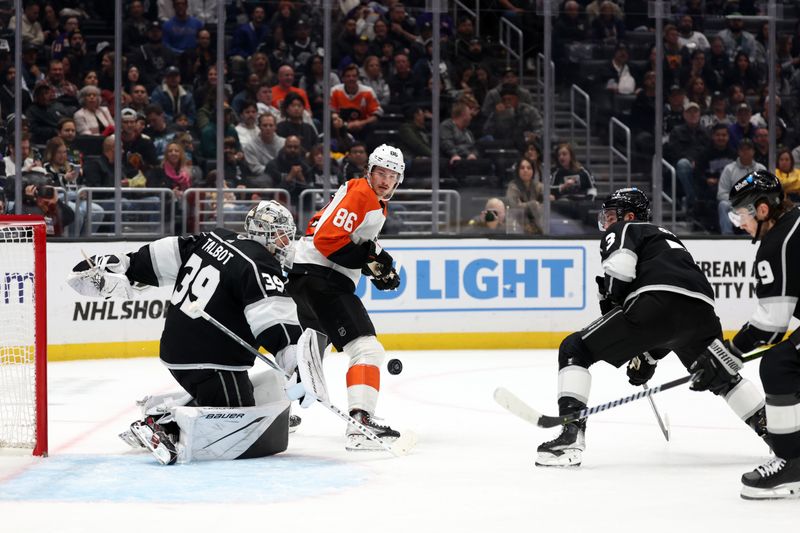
138 391 194 418
344 335 385 414
172 401 290 463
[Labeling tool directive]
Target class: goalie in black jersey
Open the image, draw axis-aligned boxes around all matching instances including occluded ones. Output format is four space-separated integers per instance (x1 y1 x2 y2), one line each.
724 171 800 500
67 200 303 465
537 188 767 467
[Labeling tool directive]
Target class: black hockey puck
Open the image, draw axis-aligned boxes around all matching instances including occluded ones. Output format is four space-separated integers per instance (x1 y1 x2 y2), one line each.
387 358 403 375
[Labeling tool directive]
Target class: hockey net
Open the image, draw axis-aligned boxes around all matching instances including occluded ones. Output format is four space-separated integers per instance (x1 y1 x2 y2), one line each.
0 216 47 456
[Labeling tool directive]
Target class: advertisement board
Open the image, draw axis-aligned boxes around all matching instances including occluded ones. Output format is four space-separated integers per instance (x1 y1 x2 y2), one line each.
34 237 794 360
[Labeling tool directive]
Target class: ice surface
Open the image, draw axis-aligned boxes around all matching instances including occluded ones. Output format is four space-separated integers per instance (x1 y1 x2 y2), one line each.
1 351 797 532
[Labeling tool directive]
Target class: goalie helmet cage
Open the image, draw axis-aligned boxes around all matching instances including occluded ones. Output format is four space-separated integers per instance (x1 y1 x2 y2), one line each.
0 215 48 456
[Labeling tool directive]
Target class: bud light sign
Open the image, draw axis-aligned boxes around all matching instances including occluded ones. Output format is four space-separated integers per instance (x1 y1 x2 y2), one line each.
356 244 586 312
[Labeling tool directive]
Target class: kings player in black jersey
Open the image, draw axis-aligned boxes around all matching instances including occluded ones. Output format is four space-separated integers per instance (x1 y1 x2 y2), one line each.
724 171 800 499
537 188 767 467
67 200 303 464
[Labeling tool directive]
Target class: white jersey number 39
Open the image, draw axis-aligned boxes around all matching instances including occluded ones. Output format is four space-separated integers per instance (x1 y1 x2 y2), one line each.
172 254 221 315
756 260 775 285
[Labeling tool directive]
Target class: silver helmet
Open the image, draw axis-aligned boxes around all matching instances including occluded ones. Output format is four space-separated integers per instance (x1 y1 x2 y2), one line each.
244 200 296 267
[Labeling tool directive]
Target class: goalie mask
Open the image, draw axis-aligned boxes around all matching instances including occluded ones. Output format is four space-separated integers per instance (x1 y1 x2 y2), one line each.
244 200 296 267
597 187 651 230
367 144 405 200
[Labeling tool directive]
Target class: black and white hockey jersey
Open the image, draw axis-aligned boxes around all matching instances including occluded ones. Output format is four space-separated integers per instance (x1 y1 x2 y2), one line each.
125 229 301 370
732 207 800 351
600 221 715 308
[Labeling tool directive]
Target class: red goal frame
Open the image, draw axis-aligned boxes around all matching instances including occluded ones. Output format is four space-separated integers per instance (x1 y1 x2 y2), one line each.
0 215 48 456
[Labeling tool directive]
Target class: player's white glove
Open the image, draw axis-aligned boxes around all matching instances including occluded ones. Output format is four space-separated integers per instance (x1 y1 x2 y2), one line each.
66 254 134 300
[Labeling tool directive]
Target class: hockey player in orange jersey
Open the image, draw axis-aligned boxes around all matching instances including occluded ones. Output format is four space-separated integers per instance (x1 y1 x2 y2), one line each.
288 144 404 450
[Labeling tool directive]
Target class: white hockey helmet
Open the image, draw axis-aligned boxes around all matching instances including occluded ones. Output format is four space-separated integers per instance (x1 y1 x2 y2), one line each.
244 200 296 267
367 144 405 199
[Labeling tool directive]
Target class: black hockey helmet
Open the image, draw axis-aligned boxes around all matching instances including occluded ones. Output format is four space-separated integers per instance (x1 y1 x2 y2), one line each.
729 170 783 212
598 187 651 230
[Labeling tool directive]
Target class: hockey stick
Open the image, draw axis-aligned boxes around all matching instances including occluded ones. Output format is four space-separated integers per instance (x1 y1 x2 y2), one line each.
186 303 415 457
494 346 770 429
643 384 670 441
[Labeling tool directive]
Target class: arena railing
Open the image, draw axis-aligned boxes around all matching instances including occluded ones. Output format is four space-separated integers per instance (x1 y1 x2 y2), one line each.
181 188 291 235
569 84 591 169
499 17 524 81
453 0 481 37
297 189 461 235
77 187 176 238
608 117 632 193
656 158 677 232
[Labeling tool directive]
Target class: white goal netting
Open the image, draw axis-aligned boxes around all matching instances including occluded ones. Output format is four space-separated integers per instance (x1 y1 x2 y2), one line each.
0 221 41 450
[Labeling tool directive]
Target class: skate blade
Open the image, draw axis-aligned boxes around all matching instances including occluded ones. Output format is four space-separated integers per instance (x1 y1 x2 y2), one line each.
345 434 398 451
741 482 800 500
119 429 146 450
535 449 582 467
130 424 177 465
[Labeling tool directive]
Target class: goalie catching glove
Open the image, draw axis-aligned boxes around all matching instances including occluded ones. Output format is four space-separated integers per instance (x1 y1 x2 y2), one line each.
67 253 134 299
361 241 401 291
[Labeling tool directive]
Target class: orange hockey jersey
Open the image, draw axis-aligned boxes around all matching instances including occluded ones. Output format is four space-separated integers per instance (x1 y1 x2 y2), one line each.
292 178 387 286
329 83 382 122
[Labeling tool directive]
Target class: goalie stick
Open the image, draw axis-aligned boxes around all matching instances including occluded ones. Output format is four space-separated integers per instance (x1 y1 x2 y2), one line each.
494 346 770 429
185 302 416 457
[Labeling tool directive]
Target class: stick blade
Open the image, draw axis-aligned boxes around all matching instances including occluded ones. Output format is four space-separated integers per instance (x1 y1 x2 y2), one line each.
664 413 671 442
494 387 545 426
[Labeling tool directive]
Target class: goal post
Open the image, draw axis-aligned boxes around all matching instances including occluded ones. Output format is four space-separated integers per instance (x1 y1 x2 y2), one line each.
0 215 48 456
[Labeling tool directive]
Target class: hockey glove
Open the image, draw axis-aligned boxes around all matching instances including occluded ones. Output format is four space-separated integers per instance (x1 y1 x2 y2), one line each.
689 339 744 393
67 253 134 299
596 275 615 315
371 268 401 291
627 352 657 386
362 241 394 278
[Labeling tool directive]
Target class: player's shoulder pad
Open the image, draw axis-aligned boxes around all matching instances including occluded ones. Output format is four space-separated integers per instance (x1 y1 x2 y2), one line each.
347 177 381 203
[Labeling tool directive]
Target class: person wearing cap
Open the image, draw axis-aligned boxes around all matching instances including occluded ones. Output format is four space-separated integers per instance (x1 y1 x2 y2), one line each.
700 91 734 131
664 85 686 138
483 83 543 149
717 138 766 234
74 85 115 135
481 67 534 117
128 20 178 90
665 101 711 209
120 107 159 172
727 101 755 150
289 17 318 77
717 12 758 62
338 33 371 72
599 42 636 95
725 171 800 499
162 0 204 54
150 66 196 126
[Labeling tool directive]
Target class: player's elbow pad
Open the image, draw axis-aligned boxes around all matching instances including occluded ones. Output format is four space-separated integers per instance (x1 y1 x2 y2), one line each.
326 241 370 269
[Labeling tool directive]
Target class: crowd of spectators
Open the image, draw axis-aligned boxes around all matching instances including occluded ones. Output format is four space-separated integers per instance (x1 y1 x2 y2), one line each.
2 1 800 237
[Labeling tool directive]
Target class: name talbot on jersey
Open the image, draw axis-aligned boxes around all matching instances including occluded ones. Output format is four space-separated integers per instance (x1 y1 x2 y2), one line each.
201 239 234 265
73 299 170 321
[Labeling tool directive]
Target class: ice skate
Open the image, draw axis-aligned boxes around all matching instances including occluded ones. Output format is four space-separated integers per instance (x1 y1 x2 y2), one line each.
536 422 586 467
129 416 178 465
345 409 400 451
119 427 147 450
741 457 800 500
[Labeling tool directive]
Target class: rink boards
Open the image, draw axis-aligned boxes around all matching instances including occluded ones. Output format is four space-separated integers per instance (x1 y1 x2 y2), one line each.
31 238 788 360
